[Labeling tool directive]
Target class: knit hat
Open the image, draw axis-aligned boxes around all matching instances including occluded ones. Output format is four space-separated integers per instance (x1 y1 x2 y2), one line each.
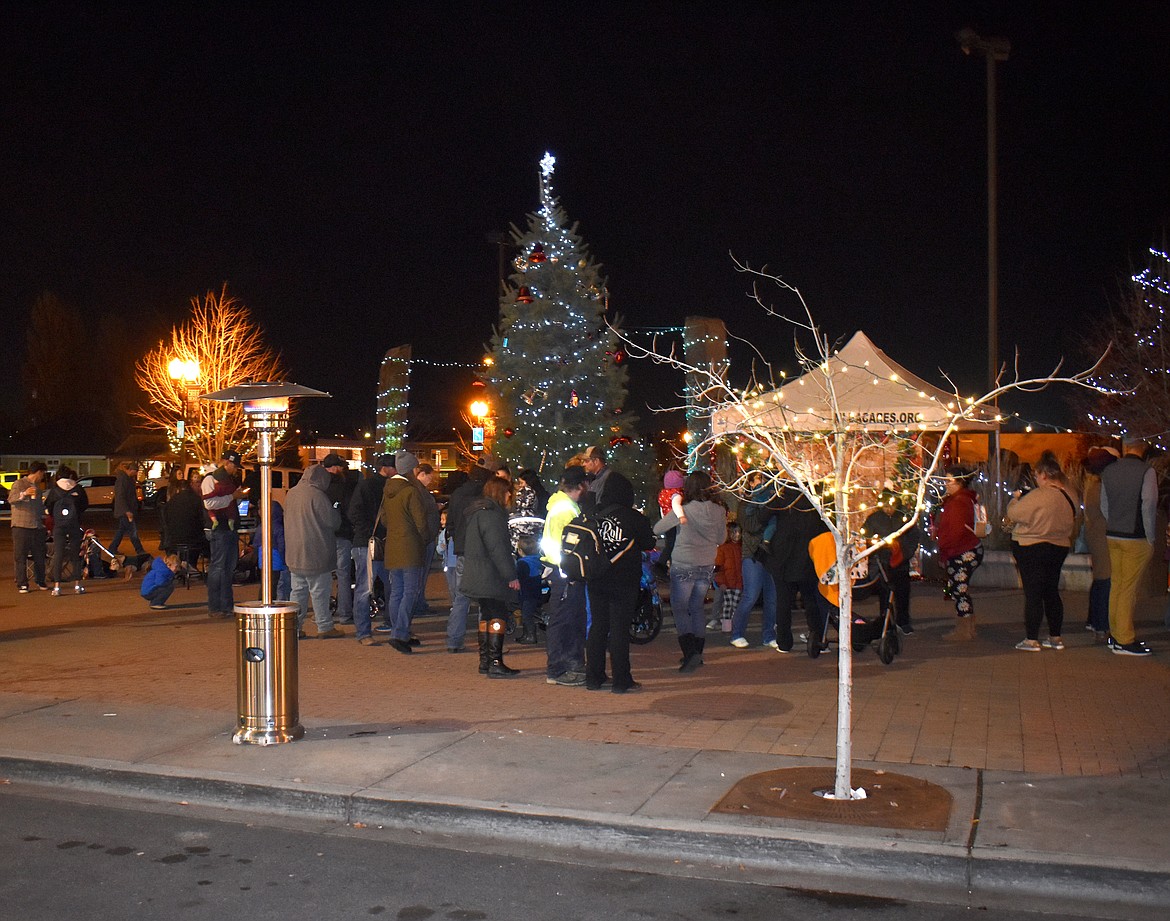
372 453 395 471
321 452 347 469
663 469 685 490
477 453 503 472
395 451 419 476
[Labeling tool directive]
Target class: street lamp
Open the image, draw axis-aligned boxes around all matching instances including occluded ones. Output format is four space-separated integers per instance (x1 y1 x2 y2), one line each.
168 358 201 440
957 27 1010 396
200 380 330 746
469 399 490 453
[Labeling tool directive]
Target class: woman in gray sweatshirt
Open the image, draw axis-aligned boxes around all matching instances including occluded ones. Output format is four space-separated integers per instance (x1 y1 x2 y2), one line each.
654 470 728 672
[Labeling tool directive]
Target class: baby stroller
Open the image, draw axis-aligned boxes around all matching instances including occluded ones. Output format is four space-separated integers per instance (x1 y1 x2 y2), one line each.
806 532 901 665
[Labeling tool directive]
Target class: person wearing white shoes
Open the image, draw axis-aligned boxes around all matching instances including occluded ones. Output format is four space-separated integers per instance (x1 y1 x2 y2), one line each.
43 466 89 596
1100 439 1158 656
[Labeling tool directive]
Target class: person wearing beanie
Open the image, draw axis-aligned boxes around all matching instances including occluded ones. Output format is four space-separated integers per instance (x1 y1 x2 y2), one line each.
322 454 356 626
44 466 89 596
10 461 49 593
1100 439 1158 655
444 458 497 652
1082 446 1119 641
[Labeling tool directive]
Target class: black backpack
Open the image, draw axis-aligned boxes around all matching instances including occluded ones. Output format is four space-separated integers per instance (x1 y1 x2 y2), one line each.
559 511 634 582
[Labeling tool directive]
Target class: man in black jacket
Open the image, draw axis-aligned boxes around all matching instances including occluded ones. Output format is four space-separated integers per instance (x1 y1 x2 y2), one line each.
322 453 357 625
110 461 147 556
347 454 395 646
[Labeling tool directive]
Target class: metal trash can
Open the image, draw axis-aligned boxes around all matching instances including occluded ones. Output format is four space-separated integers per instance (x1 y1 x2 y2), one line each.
233 600 304 745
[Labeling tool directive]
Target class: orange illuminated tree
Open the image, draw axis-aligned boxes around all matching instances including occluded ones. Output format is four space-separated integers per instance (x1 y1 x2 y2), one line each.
134 285 286 467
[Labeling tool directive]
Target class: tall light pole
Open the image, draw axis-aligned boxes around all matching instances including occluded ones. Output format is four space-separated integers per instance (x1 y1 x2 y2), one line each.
957 27 1010 396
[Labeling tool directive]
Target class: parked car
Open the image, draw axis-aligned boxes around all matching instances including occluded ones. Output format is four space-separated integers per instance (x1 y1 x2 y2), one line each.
77 475 117 508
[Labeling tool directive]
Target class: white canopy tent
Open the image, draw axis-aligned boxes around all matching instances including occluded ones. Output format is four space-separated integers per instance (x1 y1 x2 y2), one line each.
712 330 997 436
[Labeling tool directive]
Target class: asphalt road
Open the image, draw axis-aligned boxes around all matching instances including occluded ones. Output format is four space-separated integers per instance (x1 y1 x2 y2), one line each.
0 785 1107 921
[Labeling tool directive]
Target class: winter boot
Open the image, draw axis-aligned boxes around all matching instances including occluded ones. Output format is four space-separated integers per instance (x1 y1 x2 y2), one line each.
478 620 490 674
485 618 520 678
681 636 705 673
517 624 538 645
677 633 693 667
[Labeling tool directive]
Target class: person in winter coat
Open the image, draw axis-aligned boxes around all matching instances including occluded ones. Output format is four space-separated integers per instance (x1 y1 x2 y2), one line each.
44 465 89 595
322 453 357 625
444 455 503 652
585 474 656 693
764 488 829 651
140 553 180 610
459 477 521 678
1081 447 1119 641
347 454 397 646
9 461 48 592
379 463 428 654
653 470 729 672
110 461 146 556
862 490 921 635
932 465 984 640
201 450 245 619
284 463 342 638
729 471 779 649
540 465 591 686
161 470 207 572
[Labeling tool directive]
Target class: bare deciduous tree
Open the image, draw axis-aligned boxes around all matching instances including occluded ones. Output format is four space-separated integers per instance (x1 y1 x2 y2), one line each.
622 259 1107 800
134 285 286 467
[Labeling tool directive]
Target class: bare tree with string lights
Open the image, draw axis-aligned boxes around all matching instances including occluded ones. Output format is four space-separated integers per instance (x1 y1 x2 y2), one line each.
135 285 286 468
620 259 1109 801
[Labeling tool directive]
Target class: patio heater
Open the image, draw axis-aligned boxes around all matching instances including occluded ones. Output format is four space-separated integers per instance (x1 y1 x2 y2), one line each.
200 381 330 745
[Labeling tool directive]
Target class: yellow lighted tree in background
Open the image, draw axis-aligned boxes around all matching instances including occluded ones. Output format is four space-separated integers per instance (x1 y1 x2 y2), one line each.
135 285 286 467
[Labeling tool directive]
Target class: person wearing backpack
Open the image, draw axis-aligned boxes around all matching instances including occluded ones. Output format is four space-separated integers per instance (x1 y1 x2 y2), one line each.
540 465 591 686
653 470 728 672
44 466 89 596
584 475 655 693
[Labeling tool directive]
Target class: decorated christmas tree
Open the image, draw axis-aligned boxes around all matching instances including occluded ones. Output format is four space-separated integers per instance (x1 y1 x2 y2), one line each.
484 153 641 477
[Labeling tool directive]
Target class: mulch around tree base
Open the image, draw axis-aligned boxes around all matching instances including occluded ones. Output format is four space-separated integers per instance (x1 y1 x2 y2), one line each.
711 767 952 831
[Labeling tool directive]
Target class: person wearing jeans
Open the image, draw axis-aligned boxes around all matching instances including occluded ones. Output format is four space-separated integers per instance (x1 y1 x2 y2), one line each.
730 555 777 648
653 470 728 673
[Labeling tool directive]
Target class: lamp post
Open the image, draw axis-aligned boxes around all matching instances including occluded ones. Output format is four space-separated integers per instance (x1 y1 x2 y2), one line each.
957 27 1010 397
200 380 330 746
958 26 1010 516
470 399 490 454
168 358 201 443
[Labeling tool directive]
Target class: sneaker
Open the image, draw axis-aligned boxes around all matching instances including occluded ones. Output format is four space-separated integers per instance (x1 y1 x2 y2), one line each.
1015 639 1042 651
357 636 379 646
50 587 61 596
548 671 585 686
763 639 779 650
35 583 49 591
317 627 345 639
1106 635 1117 650
897 623 915 636
74 585 85 594
774 645 791 654
612 681 642 694
730 637 750 648
18 586 29 594
705 619 721 630
149 604 167 611
1040 637 1064 650
1111 641 1153 656
373 624 395 634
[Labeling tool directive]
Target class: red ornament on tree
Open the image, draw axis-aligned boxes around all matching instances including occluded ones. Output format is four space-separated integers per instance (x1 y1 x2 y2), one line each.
503 428 515 438
517 286 534 304
529 243 546 263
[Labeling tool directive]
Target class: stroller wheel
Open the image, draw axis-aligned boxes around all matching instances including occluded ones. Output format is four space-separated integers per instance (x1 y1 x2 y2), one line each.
878 632 897 664
890 628 902 656
807 630 822 659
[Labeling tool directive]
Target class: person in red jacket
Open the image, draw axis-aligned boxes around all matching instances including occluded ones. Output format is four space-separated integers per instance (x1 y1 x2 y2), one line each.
932 465 984 640
711 522 743 631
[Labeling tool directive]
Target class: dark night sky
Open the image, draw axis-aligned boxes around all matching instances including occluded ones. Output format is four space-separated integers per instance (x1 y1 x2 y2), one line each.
3 2 1169 438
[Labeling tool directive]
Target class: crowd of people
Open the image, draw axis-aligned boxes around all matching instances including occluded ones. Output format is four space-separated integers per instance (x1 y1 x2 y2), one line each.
8 438 1162 672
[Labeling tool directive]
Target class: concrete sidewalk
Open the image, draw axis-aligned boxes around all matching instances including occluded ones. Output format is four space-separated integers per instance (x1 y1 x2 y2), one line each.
1 553 1169 918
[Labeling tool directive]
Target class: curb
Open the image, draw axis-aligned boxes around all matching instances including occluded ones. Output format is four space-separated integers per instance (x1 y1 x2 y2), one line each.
3 754 1167 919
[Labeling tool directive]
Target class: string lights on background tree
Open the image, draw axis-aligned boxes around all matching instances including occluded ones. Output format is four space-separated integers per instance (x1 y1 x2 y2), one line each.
483 152 643 476
1080 243 1170 450
618 257 1109 803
